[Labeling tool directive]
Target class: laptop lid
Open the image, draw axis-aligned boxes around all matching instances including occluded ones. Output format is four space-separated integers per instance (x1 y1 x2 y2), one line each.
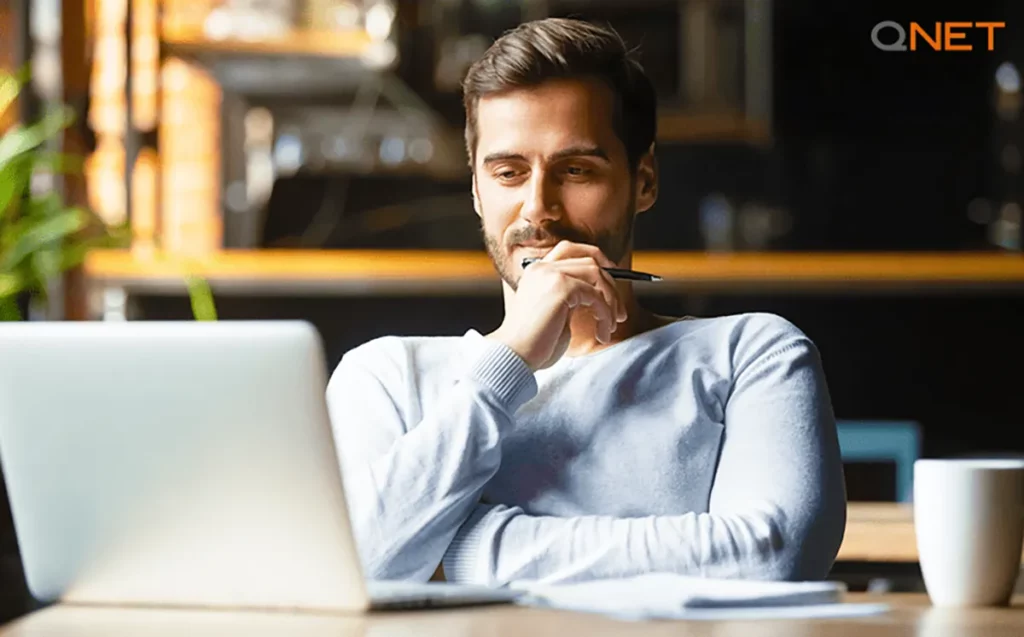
0 321 371 612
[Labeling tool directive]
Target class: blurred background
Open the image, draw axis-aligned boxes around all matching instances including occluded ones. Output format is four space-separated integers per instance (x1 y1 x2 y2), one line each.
2 0 1024 616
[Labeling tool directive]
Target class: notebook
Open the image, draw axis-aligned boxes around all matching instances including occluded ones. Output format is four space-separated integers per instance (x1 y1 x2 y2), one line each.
513 573 890 620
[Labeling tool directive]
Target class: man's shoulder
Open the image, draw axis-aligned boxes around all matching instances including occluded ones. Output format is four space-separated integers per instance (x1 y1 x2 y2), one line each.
664 312 814 368
333 331 486 380
667 311 807 344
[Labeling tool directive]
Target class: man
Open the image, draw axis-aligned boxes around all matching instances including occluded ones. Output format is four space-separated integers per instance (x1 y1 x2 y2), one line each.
326 17 846 587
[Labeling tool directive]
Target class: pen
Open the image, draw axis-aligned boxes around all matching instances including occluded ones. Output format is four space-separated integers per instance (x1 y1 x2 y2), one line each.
521 257 663 282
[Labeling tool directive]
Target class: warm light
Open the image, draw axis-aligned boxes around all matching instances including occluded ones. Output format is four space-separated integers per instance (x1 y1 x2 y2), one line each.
364 2 395 41
361 40 397 69
160 57 223 256
202 9 233 41
244 107 274 146
329 1 362 29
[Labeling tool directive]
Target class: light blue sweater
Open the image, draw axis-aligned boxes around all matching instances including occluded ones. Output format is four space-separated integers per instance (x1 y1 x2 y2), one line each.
325 312 847 587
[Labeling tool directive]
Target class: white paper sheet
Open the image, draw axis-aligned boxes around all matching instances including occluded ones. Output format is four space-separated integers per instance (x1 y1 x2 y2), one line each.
512 573 891 621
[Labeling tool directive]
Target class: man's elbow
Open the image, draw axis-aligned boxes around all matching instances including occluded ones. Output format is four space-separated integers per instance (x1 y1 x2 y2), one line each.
770 501 847 581
358 541 437 582
350 509 470 582
726 499 845 582
347 511 438 582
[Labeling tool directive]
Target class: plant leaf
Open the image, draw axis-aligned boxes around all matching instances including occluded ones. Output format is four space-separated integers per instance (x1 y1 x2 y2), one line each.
0 296 22 321
0 71 17 122
23 190 62 220
102 223 133 248
58 242 100 270
31 247 62 292
0 272 22 298
1 208 87 270
185 275 218 321
0 105 74 169
0 154 30 219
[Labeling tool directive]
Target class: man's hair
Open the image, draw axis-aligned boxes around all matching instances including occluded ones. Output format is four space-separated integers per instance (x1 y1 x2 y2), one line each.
462 18 657 171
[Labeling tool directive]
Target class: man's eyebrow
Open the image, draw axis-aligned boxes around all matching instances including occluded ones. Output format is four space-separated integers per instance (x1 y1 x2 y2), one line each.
481 146 610 166
481 152 526 166
548 146 610 162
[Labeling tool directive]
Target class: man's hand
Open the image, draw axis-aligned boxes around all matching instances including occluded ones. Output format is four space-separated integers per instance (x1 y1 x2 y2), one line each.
488 241 628 371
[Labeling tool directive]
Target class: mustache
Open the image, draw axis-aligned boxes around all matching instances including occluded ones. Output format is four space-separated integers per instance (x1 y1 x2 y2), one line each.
505 224 590 247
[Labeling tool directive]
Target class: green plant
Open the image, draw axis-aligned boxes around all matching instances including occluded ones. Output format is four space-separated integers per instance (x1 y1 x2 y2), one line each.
1 69 126 320
0 69 216 321
185 274 217 321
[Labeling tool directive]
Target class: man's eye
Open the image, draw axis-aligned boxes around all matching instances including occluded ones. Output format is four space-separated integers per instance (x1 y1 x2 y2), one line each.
565 166 589 176
497 170 518 180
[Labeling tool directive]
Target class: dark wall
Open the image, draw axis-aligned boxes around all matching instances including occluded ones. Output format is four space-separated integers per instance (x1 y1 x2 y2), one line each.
767 0 1010 251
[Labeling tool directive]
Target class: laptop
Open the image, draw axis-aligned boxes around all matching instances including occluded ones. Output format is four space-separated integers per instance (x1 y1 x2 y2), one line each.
0 321 520 612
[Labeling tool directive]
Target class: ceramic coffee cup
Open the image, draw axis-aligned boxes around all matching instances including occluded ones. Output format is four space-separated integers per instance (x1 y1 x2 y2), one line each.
914 459 1024 607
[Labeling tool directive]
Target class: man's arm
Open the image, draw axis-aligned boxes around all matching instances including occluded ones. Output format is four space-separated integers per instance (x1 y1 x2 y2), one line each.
442 329 847 586
327 242 628 583
326 336 536 582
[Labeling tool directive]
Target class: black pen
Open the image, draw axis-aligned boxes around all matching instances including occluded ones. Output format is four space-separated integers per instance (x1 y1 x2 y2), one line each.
521 257 663 282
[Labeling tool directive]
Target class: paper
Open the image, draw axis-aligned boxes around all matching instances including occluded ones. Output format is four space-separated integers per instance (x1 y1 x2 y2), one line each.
522 601 893 622
512 573 891 621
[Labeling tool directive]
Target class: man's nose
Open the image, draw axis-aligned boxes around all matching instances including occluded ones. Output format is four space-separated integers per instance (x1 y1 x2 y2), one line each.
519 172 562 225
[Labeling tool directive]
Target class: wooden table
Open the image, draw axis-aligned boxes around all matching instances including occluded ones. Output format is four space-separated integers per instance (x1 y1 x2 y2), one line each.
841 503 1024 564
1 595 1022 637
840 503 919 563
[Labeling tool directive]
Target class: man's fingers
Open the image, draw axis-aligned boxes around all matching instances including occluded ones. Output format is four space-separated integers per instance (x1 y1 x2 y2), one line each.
564 279 615 342
542 240 617 268
541 258 625 324
597 267 628 324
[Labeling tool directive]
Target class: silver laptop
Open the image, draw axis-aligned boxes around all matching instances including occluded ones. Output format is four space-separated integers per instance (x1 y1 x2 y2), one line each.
0 321 519 612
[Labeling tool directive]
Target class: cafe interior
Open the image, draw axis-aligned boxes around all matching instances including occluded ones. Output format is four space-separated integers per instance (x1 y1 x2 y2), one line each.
1 0 1023 633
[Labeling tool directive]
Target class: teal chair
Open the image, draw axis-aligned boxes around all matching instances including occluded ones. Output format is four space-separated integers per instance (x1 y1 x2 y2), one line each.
836 420 921 502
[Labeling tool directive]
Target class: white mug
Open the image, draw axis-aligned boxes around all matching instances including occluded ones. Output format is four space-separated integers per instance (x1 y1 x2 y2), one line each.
914 459 1024 607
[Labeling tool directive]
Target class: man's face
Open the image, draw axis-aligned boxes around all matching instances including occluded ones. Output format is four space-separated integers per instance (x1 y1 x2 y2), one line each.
472 78 653 290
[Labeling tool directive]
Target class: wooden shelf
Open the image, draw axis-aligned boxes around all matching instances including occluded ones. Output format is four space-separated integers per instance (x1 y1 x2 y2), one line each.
158 33 765 143
82 249 1024 296
657 111 770 144
162 28 374 59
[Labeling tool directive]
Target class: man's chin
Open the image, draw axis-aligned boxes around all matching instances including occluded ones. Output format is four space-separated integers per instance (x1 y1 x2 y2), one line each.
483 250 520 292
500 260 522 292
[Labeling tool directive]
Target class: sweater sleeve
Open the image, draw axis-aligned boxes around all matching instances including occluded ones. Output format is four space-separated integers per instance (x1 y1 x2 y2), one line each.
326 335 537 582
441 326 847 586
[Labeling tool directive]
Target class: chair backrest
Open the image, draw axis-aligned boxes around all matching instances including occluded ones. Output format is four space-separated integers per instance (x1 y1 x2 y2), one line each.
836 420 921 502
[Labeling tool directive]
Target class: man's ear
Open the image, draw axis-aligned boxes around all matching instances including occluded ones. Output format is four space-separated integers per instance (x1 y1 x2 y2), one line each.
471 174 482 218
634 143 658 215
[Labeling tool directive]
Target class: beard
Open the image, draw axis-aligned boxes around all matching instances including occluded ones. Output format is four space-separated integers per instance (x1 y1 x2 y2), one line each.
481 202 635 292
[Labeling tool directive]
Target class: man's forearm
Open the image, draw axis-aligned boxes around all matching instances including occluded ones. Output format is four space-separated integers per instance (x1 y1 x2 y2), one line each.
441 324 847 587
441 503 825 586
327 338 537 582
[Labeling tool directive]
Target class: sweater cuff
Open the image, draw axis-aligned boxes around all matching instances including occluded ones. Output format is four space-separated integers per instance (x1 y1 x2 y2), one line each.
442 504 495 583
465 338 537 413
